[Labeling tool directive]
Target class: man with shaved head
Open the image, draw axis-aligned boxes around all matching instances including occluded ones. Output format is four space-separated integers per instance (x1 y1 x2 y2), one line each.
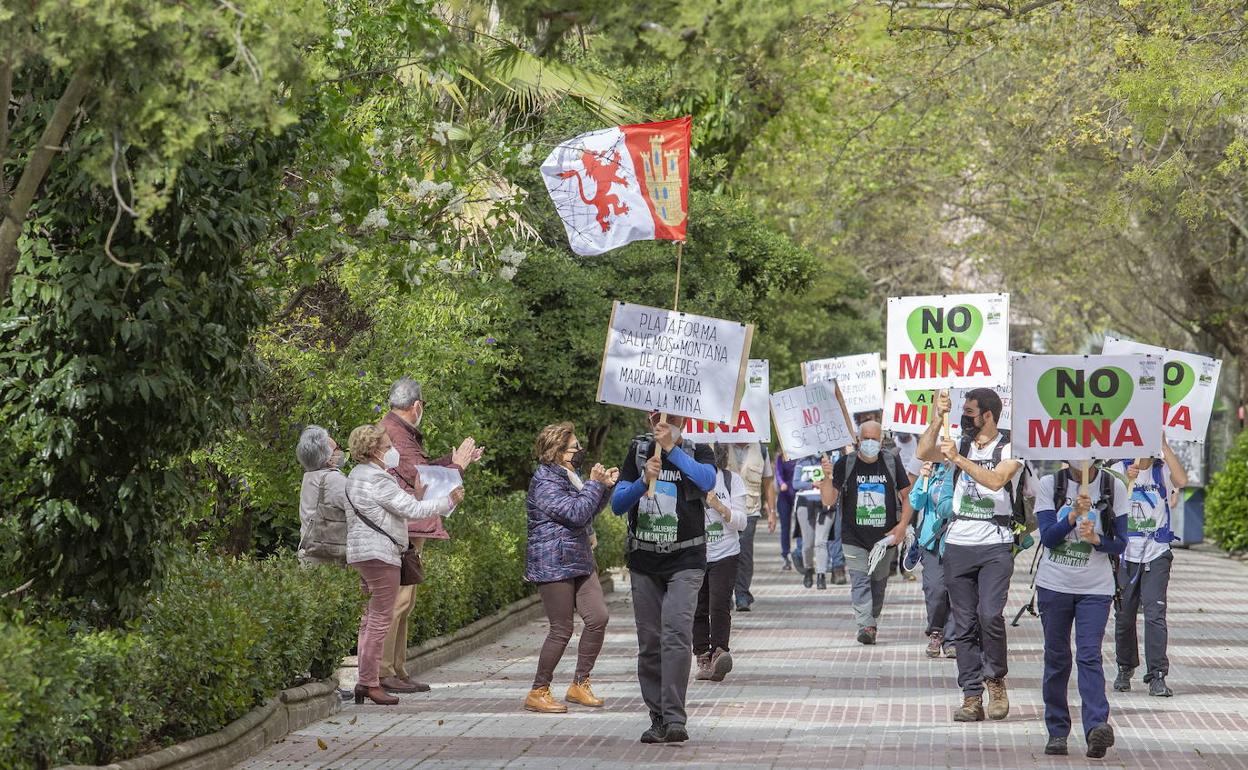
818 421 913 645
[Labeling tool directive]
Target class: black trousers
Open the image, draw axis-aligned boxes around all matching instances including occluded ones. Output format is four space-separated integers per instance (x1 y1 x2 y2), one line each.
693 554 740 654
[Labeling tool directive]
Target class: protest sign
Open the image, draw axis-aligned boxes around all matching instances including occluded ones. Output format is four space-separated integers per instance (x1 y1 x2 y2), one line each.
770 380 855 458
682 359 771 442
597 301 753 424
1012 354 1164 461
802 353 884 413
1102 336 1222 443
886 293 1010 387
884 385 1011 436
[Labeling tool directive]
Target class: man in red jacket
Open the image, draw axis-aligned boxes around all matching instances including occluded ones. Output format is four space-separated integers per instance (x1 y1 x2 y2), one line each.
376 377 483 693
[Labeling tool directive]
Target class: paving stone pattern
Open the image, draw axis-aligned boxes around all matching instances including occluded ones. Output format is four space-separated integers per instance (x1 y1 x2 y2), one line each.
238 537 1248 769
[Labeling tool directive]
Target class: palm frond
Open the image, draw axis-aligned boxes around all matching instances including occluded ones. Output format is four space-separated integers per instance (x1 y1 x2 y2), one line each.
482 43 639 125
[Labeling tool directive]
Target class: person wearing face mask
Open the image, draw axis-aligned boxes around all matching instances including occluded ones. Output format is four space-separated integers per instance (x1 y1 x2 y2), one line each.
916 387 1023 723
377 377 485 694
344 423 463 706
296 425 350 566
818 421 913 645
522 422 619 714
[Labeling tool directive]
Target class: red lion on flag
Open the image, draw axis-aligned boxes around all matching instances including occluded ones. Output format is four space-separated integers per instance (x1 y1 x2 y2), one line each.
556 150 631 233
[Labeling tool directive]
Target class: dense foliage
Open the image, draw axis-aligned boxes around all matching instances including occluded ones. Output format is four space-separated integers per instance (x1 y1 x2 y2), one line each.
1207 428 1248 552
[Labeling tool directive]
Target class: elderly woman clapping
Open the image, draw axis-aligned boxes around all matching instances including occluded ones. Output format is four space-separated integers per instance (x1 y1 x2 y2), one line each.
296 425 349 566
345 424 464 706
522 422 618 714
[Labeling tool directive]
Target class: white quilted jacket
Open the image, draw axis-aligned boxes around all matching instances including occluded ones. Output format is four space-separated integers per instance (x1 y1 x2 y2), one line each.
345 463 452 566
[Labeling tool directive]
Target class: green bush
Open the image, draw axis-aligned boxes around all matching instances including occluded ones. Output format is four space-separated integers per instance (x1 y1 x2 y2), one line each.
0 554 360 769
1208 428 1248 552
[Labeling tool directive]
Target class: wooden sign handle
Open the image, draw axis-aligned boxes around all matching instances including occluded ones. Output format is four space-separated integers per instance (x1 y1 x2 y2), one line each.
1079 459 1091 516
647 412 666 497
941 389 952 442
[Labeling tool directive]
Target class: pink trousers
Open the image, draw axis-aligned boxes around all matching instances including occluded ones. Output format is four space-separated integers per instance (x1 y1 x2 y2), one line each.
353 559 400 688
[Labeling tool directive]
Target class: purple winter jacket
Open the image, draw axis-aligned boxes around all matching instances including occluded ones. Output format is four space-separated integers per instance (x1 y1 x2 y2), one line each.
524 463 610 584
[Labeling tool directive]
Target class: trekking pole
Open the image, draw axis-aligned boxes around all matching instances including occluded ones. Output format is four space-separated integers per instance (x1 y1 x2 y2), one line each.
1011 590 1037 626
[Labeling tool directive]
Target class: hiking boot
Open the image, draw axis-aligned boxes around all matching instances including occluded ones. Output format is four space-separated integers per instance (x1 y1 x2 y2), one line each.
926 632 943 658
953 694 985 722
1044 736 1068 755
943 644 957 659
856 626 877 645
524 685 568 713
735 601 751 612
709 647 733 682
792 551 805 572
984 677 1009 720
1085 723 1115 758
816 572 828 590
782 555 793 571
640 715 666 743
663 722 689 743
1148 675 1173 697
832 567 848 585
1113 665 1133 692
902 570 917 582
694 652 713 681
565 677 603 707
803 568 814 588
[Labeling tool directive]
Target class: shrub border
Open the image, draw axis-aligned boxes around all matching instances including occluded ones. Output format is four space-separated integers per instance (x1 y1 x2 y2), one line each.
54 573 616 770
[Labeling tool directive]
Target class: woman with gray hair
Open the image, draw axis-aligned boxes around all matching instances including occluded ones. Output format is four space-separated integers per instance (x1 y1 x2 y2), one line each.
297 425 348 566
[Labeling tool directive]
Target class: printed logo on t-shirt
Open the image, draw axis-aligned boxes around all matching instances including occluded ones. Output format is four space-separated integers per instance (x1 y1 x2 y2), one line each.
706 519 724 543
1129 487 1160 532
856 479 888 527
636 479 679 544
958 478 997 520
1046 504 1093 567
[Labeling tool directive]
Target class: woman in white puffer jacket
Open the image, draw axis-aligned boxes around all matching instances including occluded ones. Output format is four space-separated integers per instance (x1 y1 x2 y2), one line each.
345 423 464 705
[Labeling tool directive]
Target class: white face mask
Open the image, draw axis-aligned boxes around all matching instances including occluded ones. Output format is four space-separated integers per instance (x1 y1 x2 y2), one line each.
858 439 881 460
382 447 400 469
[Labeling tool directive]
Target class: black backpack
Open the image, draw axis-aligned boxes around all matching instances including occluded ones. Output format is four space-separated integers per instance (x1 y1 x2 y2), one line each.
949 432 1028 531
1052 467 1118 544
841 449 899 497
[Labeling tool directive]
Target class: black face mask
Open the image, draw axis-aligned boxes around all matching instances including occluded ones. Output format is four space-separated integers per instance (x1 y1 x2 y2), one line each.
568 449 585 470
960 414 981 438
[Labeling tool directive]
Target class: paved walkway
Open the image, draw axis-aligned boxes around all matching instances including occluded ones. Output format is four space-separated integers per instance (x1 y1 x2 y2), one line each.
240 535 1248 769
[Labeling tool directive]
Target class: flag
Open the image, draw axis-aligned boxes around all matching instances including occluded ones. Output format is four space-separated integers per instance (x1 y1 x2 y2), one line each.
541 116 690 256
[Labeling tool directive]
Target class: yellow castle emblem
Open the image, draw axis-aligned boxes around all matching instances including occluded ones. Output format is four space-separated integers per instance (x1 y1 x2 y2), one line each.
641 134 686 226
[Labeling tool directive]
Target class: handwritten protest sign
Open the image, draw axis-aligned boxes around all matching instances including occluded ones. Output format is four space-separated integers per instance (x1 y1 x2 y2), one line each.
1012 354 1163 461
682 359 771 442
597 301 753 424
770 380 855 458
1102 336 1222 443
886 293 1010 388
802 353 884 413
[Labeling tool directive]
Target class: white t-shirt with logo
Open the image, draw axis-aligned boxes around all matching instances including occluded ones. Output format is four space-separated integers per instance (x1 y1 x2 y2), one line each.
1121 461 1174 564
945 435 1023 547
706 469 749 562
1034 472 1128 596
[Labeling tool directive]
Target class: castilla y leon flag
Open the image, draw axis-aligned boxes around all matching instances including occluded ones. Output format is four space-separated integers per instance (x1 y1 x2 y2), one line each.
541 116 690 256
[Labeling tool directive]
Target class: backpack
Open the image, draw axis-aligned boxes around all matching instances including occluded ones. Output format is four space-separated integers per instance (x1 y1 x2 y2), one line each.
1052 467 1118 544
841 448 898 496
950 432 1028 531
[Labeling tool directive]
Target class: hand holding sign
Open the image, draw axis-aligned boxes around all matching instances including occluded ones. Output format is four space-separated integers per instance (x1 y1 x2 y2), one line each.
644 453 661 484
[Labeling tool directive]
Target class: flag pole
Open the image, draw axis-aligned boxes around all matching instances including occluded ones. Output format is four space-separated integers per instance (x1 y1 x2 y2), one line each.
649 240 685 497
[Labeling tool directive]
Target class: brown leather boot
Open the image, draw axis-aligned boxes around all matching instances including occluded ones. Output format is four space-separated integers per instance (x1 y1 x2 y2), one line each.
984 677 1010 720
694 652 713 680
524 685 568 713
354 684 399 705
380 676 420 693
953 694 985 722
565 677 604 707
398 676 432 693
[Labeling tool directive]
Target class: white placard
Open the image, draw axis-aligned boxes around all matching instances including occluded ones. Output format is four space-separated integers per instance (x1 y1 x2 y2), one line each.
770 380 855 458
882 385 1011 436
1012 354 1164 461
886 293 1010 388
682 359 771 442
597 301 754 423
415 465 463 515
802 353 884 413
1102 336 1222 443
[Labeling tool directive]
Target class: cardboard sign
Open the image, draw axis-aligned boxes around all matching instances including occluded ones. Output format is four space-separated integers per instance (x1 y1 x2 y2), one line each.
802 353 884 413
770 380 855 458
597 301 753 423
1102 336 1222 443
682 359 771 442
886 293 1010 387
1012 354 1164 461
883 385 1012 436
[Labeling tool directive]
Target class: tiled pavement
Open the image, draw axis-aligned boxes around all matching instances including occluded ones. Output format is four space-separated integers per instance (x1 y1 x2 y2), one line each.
238 536 1248 769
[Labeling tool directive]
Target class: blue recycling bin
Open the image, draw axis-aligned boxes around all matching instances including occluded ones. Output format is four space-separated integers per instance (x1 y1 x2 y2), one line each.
1179 488 1205 546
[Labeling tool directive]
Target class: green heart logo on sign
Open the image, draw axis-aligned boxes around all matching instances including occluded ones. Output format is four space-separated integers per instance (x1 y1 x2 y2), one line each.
1163 360 1195 404
1037 366 1134 444
906 304 984 353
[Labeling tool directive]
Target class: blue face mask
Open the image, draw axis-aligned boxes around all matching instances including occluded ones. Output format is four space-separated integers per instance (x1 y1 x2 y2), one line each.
859 439 881 459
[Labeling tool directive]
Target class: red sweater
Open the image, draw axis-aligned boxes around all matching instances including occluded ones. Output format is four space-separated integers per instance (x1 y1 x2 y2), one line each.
380 410 461 539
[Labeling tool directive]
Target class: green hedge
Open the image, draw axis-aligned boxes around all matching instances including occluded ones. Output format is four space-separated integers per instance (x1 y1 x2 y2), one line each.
1208 428 1248 552
0 555 360 769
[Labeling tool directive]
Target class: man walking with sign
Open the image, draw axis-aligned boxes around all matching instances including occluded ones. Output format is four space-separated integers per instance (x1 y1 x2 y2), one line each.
817 421 912 645
1113 437 1187 698
917 388 1022 722
611 413 716 744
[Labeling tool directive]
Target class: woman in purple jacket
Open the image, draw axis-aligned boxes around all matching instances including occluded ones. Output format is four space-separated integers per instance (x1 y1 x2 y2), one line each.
523 421 619 715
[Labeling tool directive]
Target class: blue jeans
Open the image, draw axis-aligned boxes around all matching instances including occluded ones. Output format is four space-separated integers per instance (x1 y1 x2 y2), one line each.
1037 587 1112 738
826 506 845 570
778 496 794 557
